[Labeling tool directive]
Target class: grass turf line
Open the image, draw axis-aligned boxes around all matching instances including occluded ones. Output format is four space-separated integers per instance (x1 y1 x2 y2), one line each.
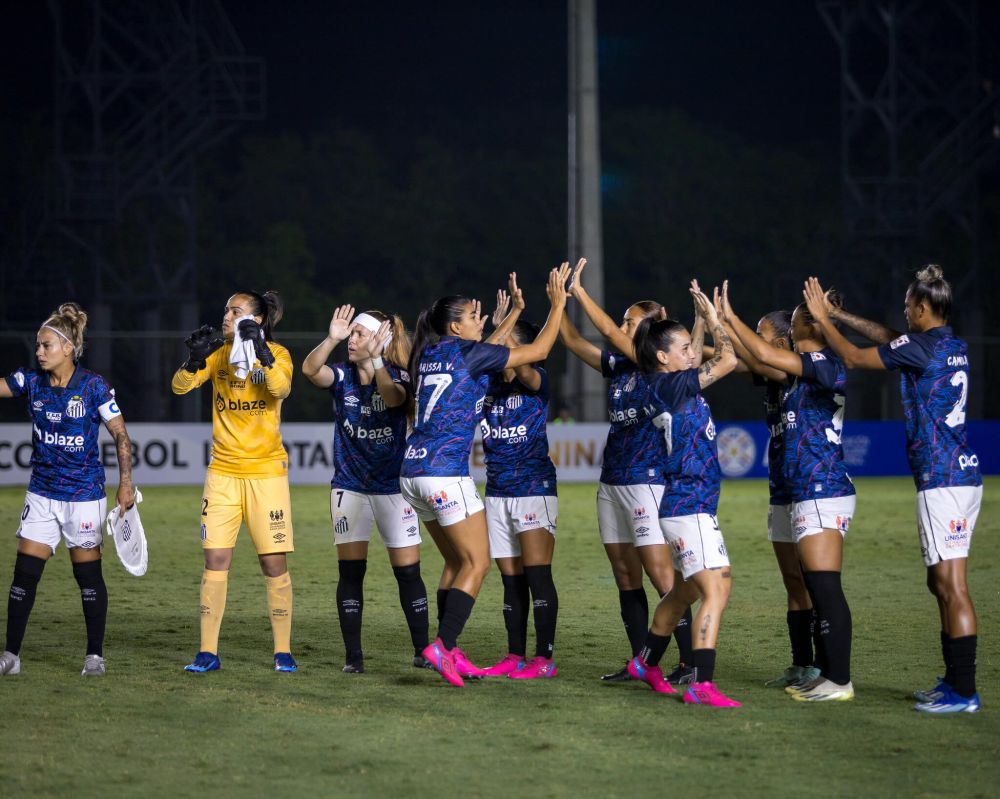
0 478 997 798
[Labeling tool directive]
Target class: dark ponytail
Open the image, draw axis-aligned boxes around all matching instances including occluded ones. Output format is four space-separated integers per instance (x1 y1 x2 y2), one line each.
908 264 951 321
633 317 687 374
408 295 472 379
240 290 283 341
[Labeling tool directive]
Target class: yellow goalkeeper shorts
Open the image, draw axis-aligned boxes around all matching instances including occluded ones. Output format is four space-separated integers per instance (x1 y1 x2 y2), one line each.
200 471 294 554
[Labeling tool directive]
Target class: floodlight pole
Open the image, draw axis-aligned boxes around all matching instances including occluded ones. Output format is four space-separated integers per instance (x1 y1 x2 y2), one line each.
566 0 607 422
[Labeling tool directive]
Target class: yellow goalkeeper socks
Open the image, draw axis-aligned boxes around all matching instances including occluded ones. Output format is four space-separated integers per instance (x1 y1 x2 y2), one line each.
265 572 293 653
199 569 229 654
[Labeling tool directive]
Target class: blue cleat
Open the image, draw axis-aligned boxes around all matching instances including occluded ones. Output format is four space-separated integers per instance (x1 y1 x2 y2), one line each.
913 677 950 703
914 687 980 714
184 651 221 673
274 652 298 673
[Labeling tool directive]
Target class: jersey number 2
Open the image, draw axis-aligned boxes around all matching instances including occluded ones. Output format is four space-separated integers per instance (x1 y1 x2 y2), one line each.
945 371 968 428
415 373 452 424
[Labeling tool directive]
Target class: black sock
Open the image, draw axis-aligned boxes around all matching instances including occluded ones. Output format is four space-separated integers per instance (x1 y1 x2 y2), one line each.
674 605 693 665
436 588 449 624
950 635 977 698
524 564 558 659
72 559 108 657
803 570 852 685
619 588 649 656
692 648 717 683
787 609 814 667
639 631 671 668
941 630 955 685
437 589 475 650
5 553 46 655
392 562 429 653
500 573 529 657
336 559 366 661
810 606 827 673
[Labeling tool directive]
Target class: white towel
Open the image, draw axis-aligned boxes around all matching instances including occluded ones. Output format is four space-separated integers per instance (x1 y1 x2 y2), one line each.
229 314 258 379
105 489 148 577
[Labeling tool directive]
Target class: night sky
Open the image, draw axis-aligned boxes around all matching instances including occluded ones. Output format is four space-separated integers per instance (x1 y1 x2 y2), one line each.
4 2 841 152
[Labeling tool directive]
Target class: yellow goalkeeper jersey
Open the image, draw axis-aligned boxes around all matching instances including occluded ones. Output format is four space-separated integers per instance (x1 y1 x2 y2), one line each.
171 342 293 478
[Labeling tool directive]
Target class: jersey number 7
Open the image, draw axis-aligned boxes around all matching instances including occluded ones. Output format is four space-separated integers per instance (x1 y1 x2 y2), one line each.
414 373 453 424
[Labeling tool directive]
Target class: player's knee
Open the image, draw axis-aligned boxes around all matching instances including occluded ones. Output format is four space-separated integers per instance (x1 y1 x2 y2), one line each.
391 561 421 584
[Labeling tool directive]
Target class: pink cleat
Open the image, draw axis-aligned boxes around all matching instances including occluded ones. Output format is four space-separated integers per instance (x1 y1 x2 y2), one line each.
482 653 525 677
421 638 464 687
508 656 558 679
683 681 742 707
627 656 677 694
452 648 488 678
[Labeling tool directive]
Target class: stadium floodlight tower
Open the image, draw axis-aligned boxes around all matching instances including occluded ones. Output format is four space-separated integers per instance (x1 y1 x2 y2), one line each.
817 0 999 418
565 0 607 422
40 0 264 420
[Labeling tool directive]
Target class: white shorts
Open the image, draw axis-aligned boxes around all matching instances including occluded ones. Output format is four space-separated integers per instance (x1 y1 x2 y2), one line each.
596 482 666 547
767 503 795 544
331 489 422 549
660 514 730 580
16 491 106 553
916 485 982 567
792 495 856 540
399 475 484 528
485 496 558 559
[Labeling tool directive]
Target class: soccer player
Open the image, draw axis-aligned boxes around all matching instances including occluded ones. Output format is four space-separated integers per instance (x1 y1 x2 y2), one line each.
804 267 982 713
172 290 297 674
559 259 695 683
403 264 569 687
0 303 133 677
625 283 743 707
302 305 430 674
480 317 560 679
721 281 857 702
717 308 822 688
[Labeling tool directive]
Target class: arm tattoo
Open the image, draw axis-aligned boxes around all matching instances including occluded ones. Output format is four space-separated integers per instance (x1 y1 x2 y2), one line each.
114 428 133 484
835 310 899 345
698 324 733 386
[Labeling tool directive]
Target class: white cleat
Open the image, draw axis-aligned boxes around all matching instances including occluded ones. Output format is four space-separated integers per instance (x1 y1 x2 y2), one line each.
791 678 854 702
81 654 105 677
0 650 21 675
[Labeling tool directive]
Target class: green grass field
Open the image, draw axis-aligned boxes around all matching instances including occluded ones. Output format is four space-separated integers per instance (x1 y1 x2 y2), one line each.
0 478 997 798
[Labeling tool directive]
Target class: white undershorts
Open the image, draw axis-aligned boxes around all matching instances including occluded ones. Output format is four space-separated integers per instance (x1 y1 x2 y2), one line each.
485 496 558 559
16 491 106 553
596 482 666 547
330 489 422 548
916 485 982 567
399 475 484 528
792 495 856 540
660 513 730 580
767 503 795 544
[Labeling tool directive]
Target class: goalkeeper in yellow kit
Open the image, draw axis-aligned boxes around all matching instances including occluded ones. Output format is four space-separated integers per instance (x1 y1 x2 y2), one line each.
172 290 297 673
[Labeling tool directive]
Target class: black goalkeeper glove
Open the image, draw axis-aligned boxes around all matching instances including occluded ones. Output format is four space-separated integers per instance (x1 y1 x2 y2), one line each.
182 325 224 373
237 318 275 369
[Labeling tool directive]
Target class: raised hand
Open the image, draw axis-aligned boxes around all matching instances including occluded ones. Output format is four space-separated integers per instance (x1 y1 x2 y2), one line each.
567 258 587 296
182 324 224 372
690 282 719 326
471 299 485 336
492 289 511 327
803 277 832 323
547 262 571 307
368 320 393 360
238 318 275 368
328 304 355 342
509 272 525 311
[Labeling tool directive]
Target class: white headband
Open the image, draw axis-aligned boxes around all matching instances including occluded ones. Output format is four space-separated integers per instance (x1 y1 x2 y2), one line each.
41 325 72 344
352 313 383 333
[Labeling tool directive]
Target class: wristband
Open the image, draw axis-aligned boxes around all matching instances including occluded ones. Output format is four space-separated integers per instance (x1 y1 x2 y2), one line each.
372 356 385 370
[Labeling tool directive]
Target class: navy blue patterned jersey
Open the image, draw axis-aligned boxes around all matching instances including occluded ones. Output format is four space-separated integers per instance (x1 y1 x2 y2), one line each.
645 368 720 517
328 361 411 494
4 367 121 502
753 374 793 505
780 349 855 501
600 351 665 486
481 367 557 498
877 326 981 491
401 337 509 478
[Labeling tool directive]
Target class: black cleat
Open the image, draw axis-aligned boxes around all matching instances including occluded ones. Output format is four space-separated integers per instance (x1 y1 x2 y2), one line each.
342 657 365 674
412 655 434 670
601 664 632 682
666 663 696 685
